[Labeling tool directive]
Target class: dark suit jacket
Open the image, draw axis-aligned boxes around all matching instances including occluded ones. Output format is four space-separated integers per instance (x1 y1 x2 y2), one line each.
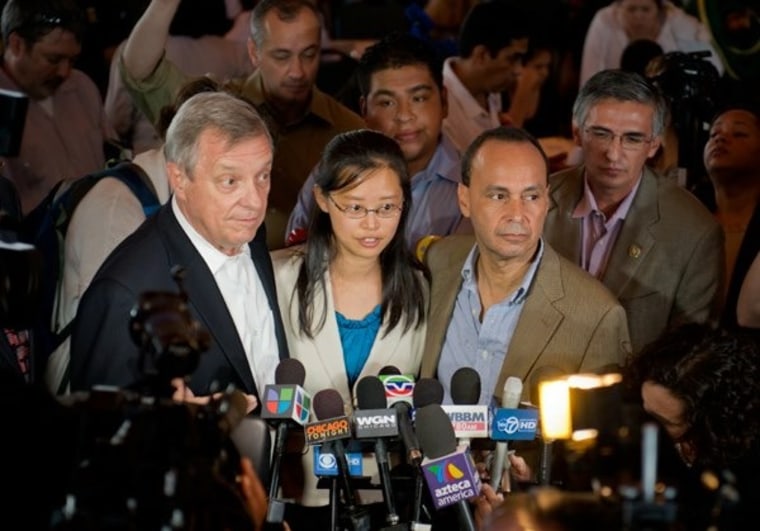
544 166 724 354
70 204 289 402
420 236 631 403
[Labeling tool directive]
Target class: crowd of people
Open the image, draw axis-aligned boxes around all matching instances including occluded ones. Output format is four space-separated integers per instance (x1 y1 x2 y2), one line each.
1 1 759 530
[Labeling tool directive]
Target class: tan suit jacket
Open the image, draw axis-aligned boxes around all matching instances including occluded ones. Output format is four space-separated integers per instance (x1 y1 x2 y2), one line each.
544 166 724 353
420 236 631 403
271 247 428 506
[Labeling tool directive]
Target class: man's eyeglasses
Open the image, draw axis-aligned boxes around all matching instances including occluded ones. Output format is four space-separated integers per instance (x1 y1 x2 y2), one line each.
583 126 654 151
327 195 403 219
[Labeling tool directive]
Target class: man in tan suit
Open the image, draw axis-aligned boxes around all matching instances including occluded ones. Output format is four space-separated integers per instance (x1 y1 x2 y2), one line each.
419 127 630 405
544 70 723 354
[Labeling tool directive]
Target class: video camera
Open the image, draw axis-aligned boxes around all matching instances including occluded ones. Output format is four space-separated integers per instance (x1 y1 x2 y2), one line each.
51 268 254 529
646 50 720 198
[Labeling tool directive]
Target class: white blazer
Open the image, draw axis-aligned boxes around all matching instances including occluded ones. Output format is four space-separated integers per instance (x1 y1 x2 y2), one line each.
271 246 429 506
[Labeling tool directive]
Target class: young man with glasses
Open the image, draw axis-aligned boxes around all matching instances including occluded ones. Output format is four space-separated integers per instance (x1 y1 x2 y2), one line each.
544 69 723 354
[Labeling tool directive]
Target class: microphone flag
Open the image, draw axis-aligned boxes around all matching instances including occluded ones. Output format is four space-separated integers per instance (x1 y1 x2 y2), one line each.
261 384 311 424
421 444 482 510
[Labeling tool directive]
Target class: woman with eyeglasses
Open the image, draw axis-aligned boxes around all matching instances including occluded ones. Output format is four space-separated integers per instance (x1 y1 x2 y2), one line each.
270 129 430 522
625 323 760 527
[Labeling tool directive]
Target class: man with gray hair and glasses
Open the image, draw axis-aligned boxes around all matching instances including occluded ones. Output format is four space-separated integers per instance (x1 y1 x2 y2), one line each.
544 69 723 354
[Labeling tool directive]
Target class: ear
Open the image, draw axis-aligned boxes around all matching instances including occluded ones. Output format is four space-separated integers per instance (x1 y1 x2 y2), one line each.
6 32 26 59
572 122 582 147
457 183 471 218
166 162 187 199
247 37 259 69
313 185 329 213
472 44 489 64
646 135 662 159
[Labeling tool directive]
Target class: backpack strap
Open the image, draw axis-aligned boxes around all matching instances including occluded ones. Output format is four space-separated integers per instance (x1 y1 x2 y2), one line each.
48 160 161 394
103 160 161 217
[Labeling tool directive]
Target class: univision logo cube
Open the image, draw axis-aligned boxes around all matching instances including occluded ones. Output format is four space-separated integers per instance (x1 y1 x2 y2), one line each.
261 384 312 424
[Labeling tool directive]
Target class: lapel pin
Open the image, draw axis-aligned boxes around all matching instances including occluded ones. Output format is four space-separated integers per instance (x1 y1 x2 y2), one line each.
628 245 641 258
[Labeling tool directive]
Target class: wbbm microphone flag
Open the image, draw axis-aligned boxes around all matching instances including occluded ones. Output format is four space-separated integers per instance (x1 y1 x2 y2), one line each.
490 408 539 441
261 384 311 424
421 445 482 510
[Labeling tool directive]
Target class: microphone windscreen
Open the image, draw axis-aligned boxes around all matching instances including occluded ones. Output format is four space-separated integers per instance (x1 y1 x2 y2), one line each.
451 367 480 405
501 376 523 409
378 365 401 376
275 358 306 386
415 404 458 459
313 389 345 420
413 378 444 408
528 366 566 407
216 389 250 433
355 376 387 410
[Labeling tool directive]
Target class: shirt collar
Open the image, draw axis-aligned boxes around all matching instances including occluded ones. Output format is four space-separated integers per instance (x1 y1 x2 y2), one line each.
572 171 642 222
411 133 462 187
460 239 544 305
246 70 337 126
443 57 500 119
171 195 249 275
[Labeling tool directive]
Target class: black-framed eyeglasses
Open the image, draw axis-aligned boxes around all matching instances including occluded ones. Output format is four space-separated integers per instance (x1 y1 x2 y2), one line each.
327 195 403 219
583 126 653 151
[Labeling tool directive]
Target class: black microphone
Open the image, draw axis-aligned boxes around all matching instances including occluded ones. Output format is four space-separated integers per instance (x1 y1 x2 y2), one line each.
412 378 444 409
446 368 489 447
311 389 370 531
416 404 478 531
260 359 311 524
355 376 403 528
529 366 566 486
378 365 401 376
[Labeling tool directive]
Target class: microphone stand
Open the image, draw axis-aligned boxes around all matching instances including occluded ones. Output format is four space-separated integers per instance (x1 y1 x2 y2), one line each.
266 422 289 523
538 437 553 486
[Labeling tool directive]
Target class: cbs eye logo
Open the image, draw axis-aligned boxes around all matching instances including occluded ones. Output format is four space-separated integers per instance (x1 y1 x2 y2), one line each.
318 453 337 469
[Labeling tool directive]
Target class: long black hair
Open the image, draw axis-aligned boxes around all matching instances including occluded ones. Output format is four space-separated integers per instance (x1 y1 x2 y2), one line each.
294 129 429 338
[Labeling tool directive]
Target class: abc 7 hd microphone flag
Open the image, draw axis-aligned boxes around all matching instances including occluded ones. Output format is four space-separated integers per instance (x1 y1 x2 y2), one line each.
261 384 312 424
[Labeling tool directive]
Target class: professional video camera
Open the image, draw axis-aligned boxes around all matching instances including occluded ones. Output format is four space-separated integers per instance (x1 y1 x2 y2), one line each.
646 50 720 201
51 268 256 530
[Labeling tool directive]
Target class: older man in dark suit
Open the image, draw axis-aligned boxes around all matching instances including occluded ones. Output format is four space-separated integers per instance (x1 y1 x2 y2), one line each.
70 92 289 412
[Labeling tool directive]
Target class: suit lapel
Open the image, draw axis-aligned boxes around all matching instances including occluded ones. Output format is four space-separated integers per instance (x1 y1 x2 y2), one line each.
601 170 658 298
420 238 471 377
496 246 564 392
157 207 256 392
249 230 289 361
547 167 584 264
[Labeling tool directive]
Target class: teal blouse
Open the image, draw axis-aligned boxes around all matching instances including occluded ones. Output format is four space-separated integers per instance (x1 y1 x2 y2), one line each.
336 304 382 388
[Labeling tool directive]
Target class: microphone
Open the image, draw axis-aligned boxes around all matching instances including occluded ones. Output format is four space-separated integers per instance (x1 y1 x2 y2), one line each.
260 359 312 524
355 376 403 528
309 389 370 530
443 368 489 447
412 378 444 409
416 404 479 531
377 366 421 467
529 366 566 486
378 369 415 407
489 377 523 491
